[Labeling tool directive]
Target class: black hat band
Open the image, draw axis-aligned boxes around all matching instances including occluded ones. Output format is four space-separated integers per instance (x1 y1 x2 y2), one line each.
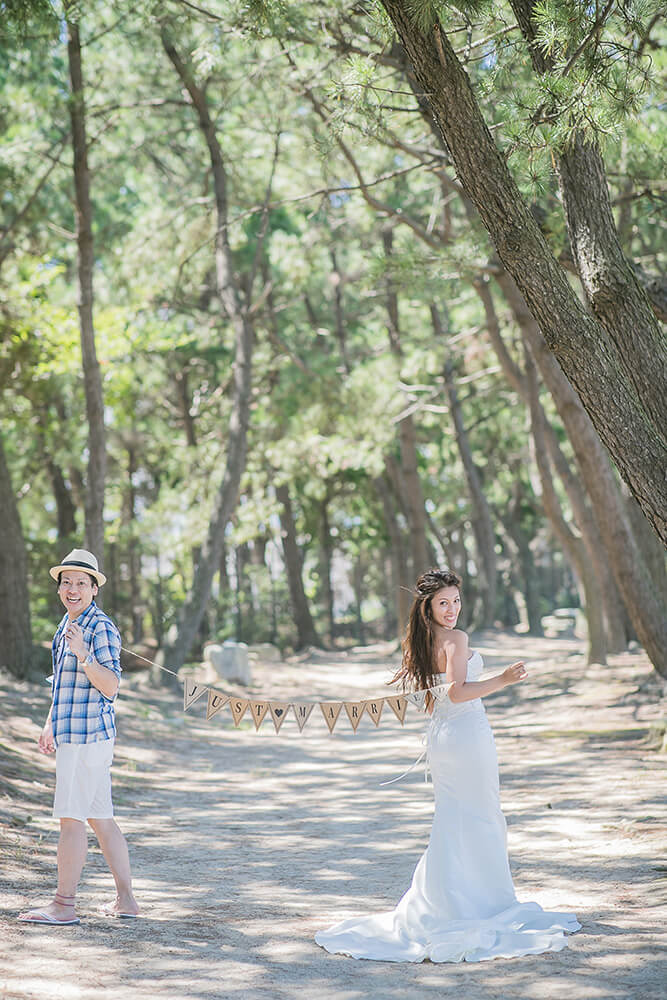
60 559 99 573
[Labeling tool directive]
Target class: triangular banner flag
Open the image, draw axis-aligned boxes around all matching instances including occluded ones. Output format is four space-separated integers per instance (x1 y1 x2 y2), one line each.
386 695 408 724
292 702 315 732
405 690 427 711
206 689 229 720
184 680 208 711
319 701 343 734
365 698 384 726
269 702 290 733
229 698 249 727
432 683 453 704
344 701 366 732
249 700 270 730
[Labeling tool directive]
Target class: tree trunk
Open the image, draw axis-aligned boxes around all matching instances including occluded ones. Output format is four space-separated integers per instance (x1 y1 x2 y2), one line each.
0 434 34 678
65 6 106 564
380 0 667 544
275 483 319 649
217 541 231 635
625 491 667 599
495 269 667 675
500 499 543 637
525 352 607 663
161 32 257 675
319 495 335 643
175 362 197 447
126 441 143 644
474 275 624 663
433 306 497 627
353 558 366 645
382 227 430 575
376 470 413 637
330 249 351 374
508 0 667 436
47 457 77 539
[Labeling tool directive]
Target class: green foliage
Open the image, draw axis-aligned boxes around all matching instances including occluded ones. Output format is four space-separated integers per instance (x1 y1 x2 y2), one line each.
1 0 663 652
0 0 58 39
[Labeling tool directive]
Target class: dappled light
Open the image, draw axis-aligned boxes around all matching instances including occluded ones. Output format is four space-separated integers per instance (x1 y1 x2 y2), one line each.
2 635 665 999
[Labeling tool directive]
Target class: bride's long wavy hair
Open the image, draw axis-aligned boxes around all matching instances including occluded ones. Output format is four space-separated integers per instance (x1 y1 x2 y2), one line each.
390 569 462 707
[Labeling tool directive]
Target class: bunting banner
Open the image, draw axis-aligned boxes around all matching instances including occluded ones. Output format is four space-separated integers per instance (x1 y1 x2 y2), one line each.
206 689 229 721
182 680 452 735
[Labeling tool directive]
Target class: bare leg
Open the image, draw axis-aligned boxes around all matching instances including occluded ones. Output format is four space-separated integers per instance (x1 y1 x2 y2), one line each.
18 818 87 921
88 817 139 916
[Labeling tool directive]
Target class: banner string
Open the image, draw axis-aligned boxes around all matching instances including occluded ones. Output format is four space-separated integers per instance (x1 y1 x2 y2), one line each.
120 645 180 677
118 642 454 739
120 643 442 705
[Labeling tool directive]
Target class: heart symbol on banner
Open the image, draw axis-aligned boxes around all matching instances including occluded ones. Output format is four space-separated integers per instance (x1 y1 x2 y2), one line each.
274 708 284 717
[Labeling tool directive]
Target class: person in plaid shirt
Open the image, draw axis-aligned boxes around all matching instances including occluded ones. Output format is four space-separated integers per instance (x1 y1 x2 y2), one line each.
18 549 139 925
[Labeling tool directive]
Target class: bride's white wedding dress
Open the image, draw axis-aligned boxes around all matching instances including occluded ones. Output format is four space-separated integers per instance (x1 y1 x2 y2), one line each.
315 651 580 963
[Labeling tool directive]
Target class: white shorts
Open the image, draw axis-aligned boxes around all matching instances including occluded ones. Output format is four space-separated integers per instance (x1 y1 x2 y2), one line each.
53 739 115 822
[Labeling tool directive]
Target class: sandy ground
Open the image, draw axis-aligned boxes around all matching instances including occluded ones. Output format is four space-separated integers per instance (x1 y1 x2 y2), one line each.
1 632 666 1000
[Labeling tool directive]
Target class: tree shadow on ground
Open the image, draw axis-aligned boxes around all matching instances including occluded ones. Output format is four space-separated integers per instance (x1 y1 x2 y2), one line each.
1 638 665 1000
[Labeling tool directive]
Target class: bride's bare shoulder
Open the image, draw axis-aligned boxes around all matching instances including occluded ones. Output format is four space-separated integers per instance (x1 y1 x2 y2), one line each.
442 628 469 650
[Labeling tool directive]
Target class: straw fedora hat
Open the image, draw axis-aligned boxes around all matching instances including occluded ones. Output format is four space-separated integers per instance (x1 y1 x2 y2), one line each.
49 548 107 587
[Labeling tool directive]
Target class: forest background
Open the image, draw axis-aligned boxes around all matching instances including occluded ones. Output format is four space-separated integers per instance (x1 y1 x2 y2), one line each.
1 0 666 682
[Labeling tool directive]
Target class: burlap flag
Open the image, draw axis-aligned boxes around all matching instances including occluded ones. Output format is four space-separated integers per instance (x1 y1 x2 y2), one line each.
344 701 366 732
184 680 208 711
206 689 229 721
386 695 408 724
229 698 249 727
319 701 343 733
365 699 384 726
405 689 428 711
432 682 453 704
249 700 270 730
269 702 290 733
292 702 315 732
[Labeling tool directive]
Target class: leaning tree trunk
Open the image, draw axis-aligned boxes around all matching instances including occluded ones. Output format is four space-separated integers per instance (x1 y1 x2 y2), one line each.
496 269 667 675
509 0 667 437
380 0 667 544
0 434 34 678
161 32 257 675
65 5 106 563
525 352 607 663
275 483 319 649
478 272 627 654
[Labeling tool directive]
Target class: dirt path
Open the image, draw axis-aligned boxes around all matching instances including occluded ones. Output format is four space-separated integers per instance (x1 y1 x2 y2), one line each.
1 633 665 1000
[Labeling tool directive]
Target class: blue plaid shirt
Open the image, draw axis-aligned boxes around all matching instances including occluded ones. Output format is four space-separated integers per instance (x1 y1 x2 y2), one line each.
51 601 122 746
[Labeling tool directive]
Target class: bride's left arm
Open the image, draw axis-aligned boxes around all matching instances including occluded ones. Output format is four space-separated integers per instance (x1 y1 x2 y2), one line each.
442 632 527 703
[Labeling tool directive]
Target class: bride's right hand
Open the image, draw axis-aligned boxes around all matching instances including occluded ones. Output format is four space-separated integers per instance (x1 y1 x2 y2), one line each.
502 661 527 687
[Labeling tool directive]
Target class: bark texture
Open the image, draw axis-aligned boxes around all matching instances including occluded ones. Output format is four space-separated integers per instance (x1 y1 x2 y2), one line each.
161 32 256 674
525 352 607 663
275 483 319 649
475 274 619 656
0 434 34 678
433 307 497 628
376 469 413 636
383 228 430 576
380 0 667 545
495 270 667 675
65 7 106 563
507 0 667 433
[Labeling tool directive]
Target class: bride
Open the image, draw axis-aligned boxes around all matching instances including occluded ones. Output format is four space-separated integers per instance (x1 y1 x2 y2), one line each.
315 569 580 963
